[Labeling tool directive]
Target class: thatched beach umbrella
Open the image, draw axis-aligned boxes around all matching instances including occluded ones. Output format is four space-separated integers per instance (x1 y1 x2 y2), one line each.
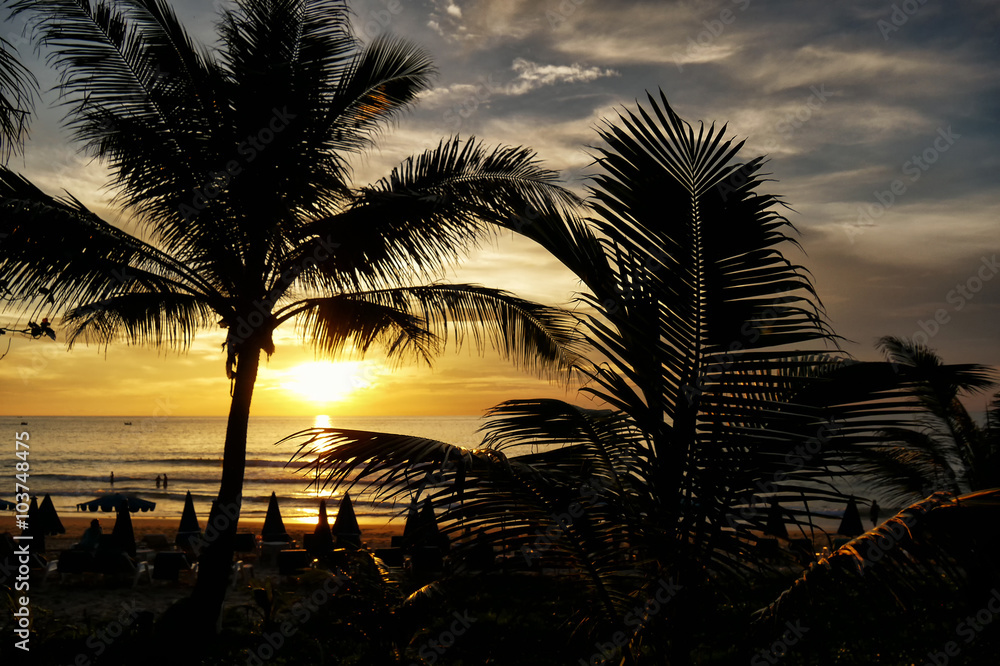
77 493 156 513
837 496 865 537
261 492 290 542
176 491 202 549
332 493 361 549
38 494 66 535
112 503 137 557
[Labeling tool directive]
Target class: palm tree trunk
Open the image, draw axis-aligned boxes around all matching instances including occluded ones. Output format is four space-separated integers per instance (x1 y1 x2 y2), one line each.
189 345 262 630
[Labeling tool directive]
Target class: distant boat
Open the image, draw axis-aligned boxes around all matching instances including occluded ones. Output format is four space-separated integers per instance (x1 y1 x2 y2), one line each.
20 422 27 425
124 422 132 426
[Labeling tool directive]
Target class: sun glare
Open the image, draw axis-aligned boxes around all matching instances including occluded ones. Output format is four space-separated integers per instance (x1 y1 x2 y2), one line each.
280 361 375 404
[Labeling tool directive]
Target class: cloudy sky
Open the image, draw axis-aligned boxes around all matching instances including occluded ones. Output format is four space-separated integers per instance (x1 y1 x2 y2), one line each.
1 0 998 417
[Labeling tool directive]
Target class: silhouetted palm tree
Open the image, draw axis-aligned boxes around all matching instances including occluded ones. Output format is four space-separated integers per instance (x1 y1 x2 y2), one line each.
853 335 996 502
0 0 581 628
288 92 860 660
288 93 1000 663
0 15 36 162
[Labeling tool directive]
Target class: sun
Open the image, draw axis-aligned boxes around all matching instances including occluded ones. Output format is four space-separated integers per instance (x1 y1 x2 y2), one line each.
280 361 375 404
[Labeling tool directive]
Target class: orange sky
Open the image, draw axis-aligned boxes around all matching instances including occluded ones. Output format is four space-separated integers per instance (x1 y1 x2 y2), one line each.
0 308 588 417
0 231 590 417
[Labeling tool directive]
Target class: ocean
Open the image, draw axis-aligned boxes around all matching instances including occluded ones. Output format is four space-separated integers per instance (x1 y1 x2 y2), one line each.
2 414 870 536
1 415 483 526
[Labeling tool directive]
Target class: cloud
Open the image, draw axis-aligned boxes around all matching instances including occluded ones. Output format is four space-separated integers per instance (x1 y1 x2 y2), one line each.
415 59 617 118
507 58 619 95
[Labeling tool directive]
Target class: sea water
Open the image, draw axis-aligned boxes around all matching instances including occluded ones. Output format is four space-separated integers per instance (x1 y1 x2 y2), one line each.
1 414 874 533
0 415 483 525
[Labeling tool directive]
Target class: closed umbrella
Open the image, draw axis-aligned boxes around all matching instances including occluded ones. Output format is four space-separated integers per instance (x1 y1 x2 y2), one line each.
176 491 202 549
332 493 361 549
837 496 865 537
403 499 446 551
309 499 334 554
764 497 789 539
23 496 44 555
112 503 137 557
261 492 290 542
38 494 66 535
25 496 38 528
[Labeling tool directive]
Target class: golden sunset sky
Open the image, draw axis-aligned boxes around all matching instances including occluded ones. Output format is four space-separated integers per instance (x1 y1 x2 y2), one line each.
1 0 998 417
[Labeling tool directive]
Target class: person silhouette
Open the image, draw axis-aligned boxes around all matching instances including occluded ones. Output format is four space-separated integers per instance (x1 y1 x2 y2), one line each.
156 474 161 489
163 474 168 490
110 471 115 486
870 499 880 527
78 519 102 551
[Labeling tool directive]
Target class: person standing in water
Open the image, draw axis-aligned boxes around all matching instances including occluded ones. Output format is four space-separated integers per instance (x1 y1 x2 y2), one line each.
163 474 168 490
156 474 161 489
110 471 115 486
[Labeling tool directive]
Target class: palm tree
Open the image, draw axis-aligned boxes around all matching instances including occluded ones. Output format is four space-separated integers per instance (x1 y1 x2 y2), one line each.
286 92 879 661
851 336 996 502
0 0 582 629
287 93 1000 663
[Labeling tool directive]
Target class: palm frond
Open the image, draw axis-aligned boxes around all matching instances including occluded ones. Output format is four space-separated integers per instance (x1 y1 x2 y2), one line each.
277 283 583 376
753 490 1000 663
63 290 216 350
322 33 436 155
0 32 38 160
0 166 219 320
280 137 582 295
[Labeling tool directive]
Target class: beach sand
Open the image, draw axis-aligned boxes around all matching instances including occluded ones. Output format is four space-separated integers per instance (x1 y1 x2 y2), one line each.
2 515 404 629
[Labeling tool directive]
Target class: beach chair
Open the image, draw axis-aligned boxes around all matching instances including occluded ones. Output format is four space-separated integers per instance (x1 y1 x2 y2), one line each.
277 549 314 577
95 550 151 588
57 549 95 573
41 559 60 587
274 549 319 585
233 532 259 559
230 533 259 588
141 534 171 551
151 551 194 583
373 547 404 568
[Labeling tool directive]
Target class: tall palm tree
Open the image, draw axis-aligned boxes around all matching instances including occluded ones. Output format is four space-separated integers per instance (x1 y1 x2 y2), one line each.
0 0 582 628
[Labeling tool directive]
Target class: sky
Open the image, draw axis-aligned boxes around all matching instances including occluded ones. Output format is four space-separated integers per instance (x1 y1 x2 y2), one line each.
1 0 998 417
